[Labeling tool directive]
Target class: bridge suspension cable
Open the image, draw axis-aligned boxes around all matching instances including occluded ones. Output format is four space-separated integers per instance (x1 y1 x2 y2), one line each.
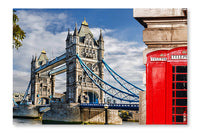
102 59 144 96
20 80 31 105
13 98 18 106
76 54 139 103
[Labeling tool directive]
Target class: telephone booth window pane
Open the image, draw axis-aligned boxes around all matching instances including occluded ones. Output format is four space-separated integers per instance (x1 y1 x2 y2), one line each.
173 91 175 97
176 74 187 81
176 99 187 106
172 107 175 114
176 66 187 73
173 83 175 89
176 83 187 89
176 116 184 122
173 74 175 81
172 99 175 106
173 66 175 73
172 115 175 122
176 107 187 114
176 91 187 97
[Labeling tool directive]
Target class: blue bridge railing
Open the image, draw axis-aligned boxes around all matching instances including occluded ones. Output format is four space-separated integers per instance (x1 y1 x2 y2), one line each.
35 53 66 73
80 103 139 111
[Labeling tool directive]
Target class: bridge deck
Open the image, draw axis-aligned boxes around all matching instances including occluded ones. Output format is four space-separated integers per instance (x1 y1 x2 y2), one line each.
80 103 139 111
35 53 66 73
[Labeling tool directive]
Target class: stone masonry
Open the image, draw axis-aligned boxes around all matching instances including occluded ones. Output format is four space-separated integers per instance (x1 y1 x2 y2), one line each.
42 103 122 124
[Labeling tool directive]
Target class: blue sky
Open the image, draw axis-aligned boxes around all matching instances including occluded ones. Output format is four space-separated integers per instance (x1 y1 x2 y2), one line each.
13 9 146 93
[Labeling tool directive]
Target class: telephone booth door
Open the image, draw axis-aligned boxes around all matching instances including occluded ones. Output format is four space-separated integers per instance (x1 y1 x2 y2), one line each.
166 47 187 124
146 50 168 124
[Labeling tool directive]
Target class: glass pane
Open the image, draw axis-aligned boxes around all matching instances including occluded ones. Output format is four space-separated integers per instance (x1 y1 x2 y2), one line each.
176 99 187 106
176 83 187 89
176 91 187 97
173 74 175 81
173 83 175 89
176 116 184 122
172 107 175 114
176 74 187 81
176 66 187 73
172 115 175 122
173 91 175 97
173 66 175 73
176 107 187 114
173 99 175 106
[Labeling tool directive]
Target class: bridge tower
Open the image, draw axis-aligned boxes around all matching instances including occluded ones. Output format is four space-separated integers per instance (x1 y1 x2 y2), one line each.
65 19 104 103
31 50 55 105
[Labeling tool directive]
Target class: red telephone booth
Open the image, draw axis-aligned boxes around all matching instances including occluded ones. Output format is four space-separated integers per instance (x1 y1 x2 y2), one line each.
146 47 187 124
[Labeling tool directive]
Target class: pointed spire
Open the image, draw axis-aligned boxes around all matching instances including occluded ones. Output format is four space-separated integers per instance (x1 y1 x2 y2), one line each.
73 23 79 36
32 55 34 62
66 28 70 41
35 53 37 59
41 48 46 54
81 17 88 26
68 28 70 33
98 29 104 42
34 54 37 61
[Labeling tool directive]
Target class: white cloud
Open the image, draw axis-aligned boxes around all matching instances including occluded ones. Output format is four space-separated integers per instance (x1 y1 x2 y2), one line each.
90 28 114 40
13 70 30 93
13 10 70 93
17 10 69 33
103 36 146 89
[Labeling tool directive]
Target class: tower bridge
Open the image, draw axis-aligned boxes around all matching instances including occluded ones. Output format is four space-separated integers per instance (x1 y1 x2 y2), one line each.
13 19 143 124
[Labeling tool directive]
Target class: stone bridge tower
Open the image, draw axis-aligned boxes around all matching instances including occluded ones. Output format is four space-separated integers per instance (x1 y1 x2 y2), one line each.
31 50 55 105
65 19 104 103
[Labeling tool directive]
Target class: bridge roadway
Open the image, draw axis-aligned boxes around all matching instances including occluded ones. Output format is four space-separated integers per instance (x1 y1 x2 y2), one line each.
35 53 66 74
80 103 139 111
35 103 139 111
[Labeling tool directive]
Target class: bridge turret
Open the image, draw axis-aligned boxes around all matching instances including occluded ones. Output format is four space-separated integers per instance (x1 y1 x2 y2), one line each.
98 29 104 51
97 30 104 103
34 55 39 68
66 28 73 46
30 50 53 105
66 28 70 42
73 23 79 44
37 50 49 66
65 19 104 104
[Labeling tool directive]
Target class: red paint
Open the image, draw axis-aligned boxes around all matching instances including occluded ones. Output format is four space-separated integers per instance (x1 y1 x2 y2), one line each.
146 47 187 124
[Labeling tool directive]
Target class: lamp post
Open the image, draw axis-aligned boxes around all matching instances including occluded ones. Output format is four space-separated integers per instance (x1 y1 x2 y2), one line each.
104 104 109 125
78 74 83 104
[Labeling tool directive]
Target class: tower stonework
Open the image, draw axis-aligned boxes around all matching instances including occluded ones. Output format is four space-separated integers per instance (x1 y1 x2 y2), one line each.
31 50 55 105
65 19 104 103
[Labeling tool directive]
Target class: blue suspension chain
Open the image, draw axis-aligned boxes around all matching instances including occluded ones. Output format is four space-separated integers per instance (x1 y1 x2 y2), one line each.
76 54 139 102
102 59 144 91
104 61 138 96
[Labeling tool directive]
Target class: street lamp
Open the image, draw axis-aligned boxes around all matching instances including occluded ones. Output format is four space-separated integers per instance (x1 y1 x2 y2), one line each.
78 75 83 104
104 104 109 125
